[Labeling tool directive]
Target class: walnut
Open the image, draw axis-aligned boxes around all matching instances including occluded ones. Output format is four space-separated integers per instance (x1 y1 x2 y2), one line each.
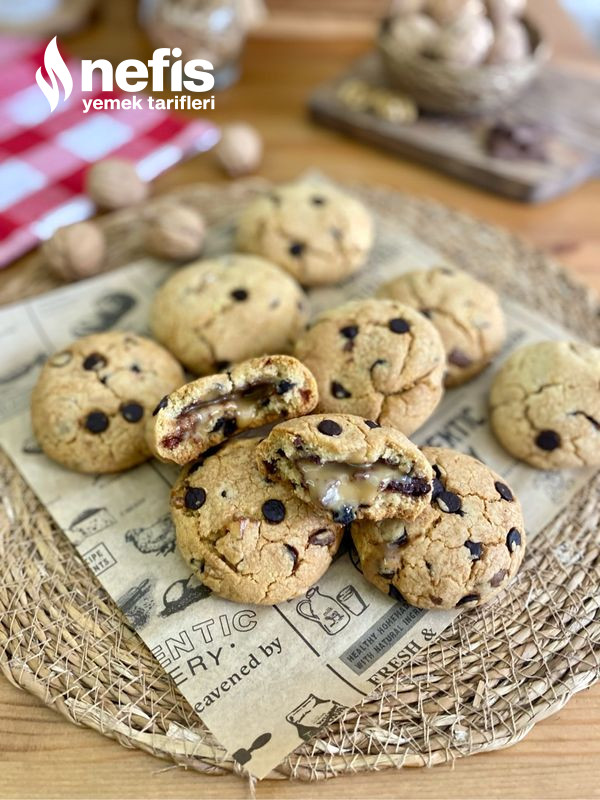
426 0 485 26
486 0 527 24
214 123 263 178
428 14 493 65
388 13 440 53
145 204 206 261
487 18 530 63
85 158 149 210
43 221 106 281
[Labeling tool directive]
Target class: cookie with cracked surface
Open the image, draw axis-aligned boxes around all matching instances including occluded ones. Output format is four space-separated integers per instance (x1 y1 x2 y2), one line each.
150 254 309 375
489 340 600 469
256 414 433 525
235 181 374 287
377 266 506 387
351 447 526 609
149 355 318 465
31 332 184 474
294 298 445 435
171 437 343 604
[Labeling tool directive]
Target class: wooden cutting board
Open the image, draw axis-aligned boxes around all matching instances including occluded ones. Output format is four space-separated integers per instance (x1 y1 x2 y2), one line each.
309 54 600 203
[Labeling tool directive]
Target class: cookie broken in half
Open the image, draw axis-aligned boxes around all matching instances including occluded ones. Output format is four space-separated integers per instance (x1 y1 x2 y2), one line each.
149 355 318 465
256 413 433 524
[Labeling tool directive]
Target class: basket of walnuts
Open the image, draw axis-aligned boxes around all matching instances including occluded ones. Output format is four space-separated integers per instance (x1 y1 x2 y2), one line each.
378 0 549 115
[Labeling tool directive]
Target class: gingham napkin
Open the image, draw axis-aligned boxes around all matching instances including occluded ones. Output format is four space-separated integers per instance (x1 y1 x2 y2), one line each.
0 36 219 268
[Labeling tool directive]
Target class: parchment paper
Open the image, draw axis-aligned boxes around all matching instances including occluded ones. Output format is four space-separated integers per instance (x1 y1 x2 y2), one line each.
0 206 592 778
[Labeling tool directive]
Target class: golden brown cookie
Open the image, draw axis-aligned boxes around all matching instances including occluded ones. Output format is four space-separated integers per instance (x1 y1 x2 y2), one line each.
150 254 309 375
377 266 506 386
294 298 445 435
235 181 374 287
256 413 434 525
351 447 526 609
489 340 600 469
31 332 184 474
171 437 343 604
149 355 318 465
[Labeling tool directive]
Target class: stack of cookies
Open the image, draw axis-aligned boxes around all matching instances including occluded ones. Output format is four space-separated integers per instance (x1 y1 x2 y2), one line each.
31 179 600 611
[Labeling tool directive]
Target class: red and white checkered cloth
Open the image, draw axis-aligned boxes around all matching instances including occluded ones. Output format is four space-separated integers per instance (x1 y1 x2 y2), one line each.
0 36 219 267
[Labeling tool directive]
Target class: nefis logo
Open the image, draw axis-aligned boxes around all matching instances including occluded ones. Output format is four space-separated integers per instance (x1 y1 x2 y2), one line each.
36 36 216 113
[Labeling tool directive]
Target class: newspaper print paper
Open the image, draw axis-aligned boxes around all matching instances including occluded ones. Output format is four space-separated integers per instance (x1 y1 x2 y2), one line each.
0 211 593 778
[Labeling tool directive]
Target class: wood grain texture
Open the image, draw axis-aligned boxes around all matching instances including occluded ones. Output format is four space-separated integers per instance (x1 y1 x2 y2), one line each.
1 0 600 797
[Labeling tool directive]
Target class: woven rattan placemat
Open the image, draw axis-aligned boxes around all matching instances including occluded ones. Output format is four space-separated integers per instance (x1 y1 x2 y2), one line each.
1 181 599 781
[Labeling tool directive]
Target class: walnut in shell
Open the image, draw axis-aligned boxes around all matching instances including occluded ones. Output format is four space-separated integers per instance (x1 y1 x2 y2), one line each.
428 14 493 65
43 221 106 281
145 204 206 261
426 0 485 26
487 18 530 63
389 13 440 53
86 158 149 210
214 123 263 177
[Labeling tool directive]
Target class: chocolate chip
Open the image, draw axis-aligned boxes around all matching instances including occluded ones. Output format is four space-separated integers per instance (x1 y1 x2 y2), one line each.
184 487 206 510
431 478 444 501
535 429 561 451
388 318 410 334
130 364 141 373
276 380 295 395
331 381 352 399
84 411 109 433
311 195 326 205
317 419 342 436
456 593 479 606
215 360 230 372
221 490 227 497
83 352 106 371
262 499 286 523
285 544 299 571
231 288 248 301
490 569 507 587
464 540 482 560
332 506 355 525
391 530 408 546
289 242 305 257
120 402 144 423
213 417 237 435
364 419 380 429
430 595 443 605
506 528 521 552
448 348 472 368
436 491 462 514
308 528 336 546
386 477 431 496
340 325 358 340
293 435 304 448
388 585 405 603
379 568 395 579
152 395 168 416
494 481 514 501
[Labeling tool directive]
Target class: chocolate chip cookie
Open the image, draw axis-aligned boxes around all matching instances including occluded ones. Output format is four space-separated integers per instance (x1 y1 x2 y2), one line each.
256 414 433 525
149 355 318 465
171 437 343 604
377 266 506 387
294 298 445 435
351 447 526 609
150 254 309 375
235 181 374 287
490 340 600 469
31 332 184 474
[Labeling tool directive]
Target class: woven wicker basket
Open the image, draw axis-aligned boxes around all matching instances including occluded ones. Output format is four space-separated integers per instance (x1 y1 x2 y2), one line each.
1 180 599 782
378 17 549 115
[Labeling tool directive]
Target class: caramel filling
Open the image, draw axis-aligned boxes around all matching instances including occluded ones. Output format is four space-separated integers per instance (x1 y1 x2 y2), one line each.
297 459 430 520
162 384 275 450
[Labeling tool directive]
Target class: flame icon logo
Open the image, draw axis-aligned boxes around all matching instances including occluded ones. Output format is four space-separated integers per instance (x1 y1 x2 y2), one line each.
36 36 73 112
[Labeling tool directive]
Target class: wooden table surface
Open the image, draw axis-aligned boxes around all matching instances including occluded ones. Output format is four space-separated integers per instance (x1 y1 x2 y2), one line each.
1 1 600 797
